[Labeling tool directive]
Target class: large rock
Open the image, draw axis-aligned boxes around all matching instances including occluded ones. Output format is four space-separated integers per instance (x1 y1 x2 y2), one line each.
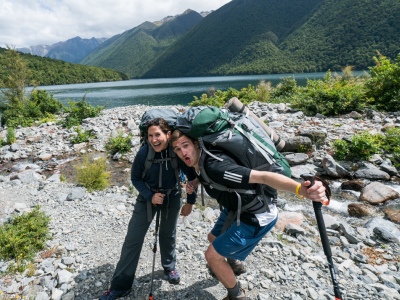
359 182 399 205
282 136 312 153
383 204 400 224
275 211 304 231
354 168 390 181
341 179 366 192
321 154 350 178
348 202 376 218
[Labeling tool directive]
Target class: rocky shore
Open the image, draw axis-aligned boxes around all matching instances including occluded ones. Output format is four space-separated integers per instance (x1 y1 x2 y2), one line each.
0 103 399 300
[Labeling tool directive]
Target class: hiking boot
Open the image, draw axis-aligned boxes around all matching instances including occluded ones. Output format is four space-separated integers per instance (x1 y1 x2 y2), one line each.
222 288 249 300
164 268 180 284
99 288 131 300
227 258 246 276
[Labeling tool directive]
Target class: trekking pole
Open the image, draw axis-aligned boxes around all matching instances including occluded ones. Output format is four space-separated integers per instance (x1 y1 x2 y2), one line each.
300 174 343 300
149 206 161 300
201 184 205 206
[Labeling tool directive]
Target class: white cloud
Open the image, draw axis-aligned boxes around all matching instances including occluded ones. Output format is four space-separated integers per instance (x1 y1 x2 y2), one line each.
0 0 231 48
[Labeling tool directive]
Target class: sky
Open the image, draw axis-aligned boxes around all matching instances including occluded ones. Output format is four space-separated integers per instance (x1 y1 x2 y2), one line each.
0 0 232 48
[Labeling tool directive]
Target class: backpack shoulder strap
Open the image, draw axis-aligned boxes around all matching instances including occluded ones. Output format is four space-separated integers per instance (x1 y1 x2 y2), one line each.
198 138 256 195
142 143 156 179
168 145 182 194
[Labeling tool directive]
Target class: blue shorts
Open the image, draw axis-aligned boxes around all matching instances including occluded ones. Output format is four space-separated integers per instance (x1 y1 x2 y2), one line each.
211 208 277 261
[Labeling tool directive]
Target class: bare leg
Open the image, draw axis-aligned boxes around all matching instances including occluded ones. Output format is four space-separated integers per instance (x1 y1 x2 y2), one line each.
205 243 236 288
207 231 216 243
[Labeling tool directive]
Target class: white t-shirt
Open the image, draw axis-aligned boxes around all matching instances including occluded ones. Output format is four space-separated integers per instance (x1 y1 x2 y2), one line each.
255 204 278 226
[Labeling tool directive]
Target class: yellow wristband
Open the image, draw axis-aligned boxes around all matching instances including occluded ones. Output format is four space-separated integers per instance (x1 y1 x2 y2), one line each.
295 183 302 197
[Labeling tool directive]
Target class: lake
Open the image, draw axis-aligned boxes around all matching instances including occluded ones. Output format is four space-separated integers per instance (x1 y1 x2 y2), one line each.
35 72 360 109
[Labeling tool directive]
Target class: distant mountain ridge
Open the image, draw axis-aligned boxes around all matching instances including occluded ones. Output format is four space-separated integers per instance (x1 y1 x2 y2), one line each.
153 9 212 26
80 9 204 78
16 9 209 72
17 44 52 57
141 0 400 77
17 37 107 63
80 0 400 79
15 0 400 80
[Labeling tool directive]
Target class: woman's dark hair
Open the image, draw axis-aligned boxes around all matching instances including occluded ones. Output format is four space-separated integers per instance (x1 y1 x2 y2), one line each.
146 118 172 134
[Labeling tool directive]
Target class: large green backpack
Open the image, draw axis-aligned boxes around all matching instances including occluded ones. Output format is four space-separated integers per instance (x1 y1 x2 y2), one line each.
175 105 291 224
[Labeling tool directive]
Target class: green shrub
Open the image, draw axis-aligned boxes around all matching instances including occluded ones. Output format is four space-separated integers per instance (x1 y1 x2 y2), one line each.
0 206 51 261
332 128 400 165
60 174 66 182
381 127 400 167
351 132 382 160
6 127 16 144
365 52 400 112
255 80 272 102
290 70 368 116
62 95 104 128
270 77 299 103
331 139 350 161
1 89 63 127
1 103 35 127
392 147 400 168
105 132 133 155
75 156 110 192
189 83 271 107
189 92 226 107
332 131 382 161
37 115 57 125
70 126 96 144
30 89 64 114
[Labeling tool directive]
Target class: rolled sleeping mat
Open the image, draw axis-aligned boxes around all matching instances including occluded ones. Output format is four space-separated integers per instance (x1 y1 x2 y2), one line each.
224 97 286 151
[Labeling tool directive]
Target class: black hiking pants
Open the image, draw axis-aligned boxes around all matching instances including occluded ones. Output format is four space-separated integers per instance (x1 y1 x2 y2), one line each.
110 193 181 290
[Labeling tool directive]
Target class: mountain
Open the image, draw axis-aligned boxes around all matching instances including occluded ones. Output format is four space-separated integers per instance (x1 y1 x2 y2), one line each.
17 37 107 64
17 45 52 57
138 0 399 78
46 37 107 63
80 9 204 78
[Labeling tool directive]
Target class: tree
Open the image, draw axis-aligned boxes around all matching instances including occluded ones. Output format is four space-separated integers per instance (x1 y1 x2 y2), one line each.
0 46 32 106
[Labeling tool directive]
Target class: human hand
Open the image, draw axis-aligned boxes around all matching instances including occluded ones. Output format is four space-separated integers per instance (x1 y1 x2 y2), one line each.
300 174 331 205
186 179 198 194
152 192 165 205
186 181 194 194
301 180 329 205
180 203 193 216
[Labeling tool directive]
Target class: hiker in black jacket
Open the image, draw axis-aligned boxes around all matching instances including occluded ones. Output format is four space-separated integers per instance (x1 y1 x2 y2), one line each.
171 130 328 300
99 119 197 300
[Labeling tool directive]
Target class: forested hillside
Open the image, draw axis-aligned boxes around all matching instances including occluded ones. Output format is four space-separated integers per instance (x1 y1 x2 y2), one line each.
0 48 128 86
279 0 400 72
80 9 204 78
144 0 321 77
141 0 400 77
